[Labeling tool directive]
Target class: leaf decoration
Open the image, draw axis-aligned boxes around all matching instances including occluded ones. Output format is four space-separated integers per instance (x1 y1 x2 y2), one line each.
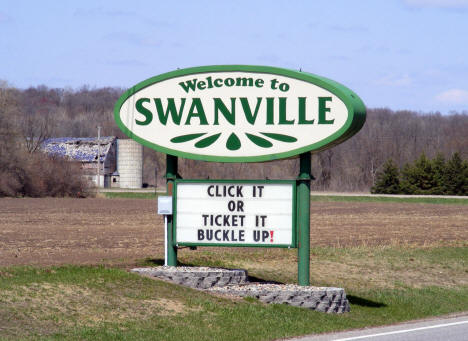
260 132 297 143
170 131 296 152
245 133 273 148
194 133 221 148
226 133 241 151
170 133 206 143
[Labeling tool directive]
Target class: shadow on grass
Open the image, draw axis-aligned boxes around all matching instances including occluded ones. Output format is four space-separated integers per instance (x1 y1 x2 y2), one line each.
140 258 230 268
347 295 387 308
246 275 283 284
140 258 164 266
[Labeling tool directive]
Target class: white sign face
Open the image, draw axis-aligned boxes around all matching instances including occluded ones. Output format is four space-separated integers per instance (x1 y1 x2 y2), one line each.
175 181 295 247
114 65 366 163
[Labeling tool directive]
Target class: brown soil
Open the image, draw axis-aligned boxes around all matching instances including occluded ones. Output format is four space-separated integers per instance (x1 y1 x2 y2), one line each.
310 201 467 246
0 198 466 266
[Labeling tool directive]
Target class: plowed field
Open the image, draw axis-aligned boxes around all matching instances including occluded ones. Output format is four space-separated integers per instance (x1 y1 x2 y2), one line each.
0 198 466 266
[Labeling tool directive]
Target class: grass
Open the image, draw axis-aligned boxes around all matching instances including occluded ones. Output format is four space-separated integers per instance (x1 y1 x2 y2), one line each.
171 244 468 290
310 195 468 205
101 191 467 204
102 192 157 199
1 244 467 340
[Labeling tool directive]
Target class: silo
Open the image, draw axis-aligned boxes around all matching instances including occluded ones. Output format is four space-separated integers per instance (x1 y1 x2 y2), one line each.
117 139 143 189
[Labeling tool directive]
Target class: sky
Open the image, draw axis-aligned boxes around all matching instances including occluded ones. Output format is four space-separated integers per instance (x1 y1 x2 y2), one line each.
1 0 468 114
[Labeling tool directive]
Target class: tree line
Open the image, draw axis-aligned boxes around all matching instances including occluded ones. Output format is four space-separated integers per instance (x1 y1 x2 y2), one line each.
371 153 467 195
0 82 467 196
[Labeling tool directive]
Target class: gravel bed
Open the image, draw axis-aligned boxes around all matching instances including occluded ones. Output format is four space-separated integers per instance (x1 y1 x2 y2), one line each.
208 283 350 313
209 283 343 292
134 266 236 272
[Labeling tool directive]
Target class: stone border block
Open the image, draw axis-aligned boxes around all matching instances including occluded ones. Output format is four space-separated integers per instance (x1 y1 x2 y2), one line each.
208 284 350 313
131 267 350 313
131 266 248 289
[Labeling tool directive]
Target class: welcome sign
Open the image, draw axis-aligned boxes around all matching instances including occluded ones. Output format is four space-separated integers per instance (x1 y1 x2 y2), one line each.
114 65 366 162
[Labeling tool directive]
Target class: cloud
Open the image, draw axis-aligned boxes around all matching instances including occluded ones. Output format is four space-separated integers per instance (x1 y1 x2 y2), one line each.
404 0 468 8
101 32 160 47
256 54 281 64
105 59 147 67
376 74 412 86
74 8 136 17
329 25 368 33
73 8 168 27
435 89 468 104
0 11 12 23
327 55 352 62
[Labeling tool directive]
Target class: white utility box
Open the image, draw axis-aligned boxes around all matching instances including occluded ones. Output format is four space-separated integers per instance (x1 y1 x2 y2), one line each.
157 196 173 215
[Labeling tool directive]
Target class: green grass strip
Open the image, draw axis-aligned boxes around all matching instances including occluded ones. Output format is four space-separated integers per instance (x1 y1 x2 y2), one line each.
102 192 157 199
102 191 467 204
310 195 468 205
0 265 467 340
103 192 468 205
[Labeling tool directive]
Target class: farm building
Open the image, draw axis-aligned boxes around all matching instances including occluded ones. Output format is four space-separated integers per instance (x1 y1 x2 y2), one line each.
41 137 142 188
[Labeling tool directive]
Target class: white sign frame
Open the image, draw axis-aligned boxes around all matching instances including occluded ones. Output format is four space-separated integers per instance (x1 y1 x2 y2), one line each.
173 179 296 248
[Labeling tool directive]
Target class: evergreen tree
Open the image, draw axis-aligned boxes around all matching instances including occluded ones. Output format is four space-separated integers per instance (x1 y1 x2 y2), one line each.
400 163 417 194
400 154 434 194
430 153 446 195
371 159 401 194
443 152 468 195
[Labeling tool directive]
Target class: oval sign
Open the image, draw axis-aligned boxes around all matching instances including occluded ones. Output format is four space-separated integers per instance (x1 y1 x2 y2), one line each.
114 65 366 162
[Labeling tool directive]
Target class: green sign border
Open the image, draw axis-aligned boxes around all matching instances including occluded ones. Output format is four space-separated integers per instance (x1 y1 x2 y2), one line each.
114 65 366 162
173 179 297 248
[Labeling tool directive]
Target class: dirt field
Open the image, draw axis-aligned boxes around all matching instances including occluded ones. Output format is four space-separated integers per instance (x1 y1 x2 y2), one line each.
0 198 466 267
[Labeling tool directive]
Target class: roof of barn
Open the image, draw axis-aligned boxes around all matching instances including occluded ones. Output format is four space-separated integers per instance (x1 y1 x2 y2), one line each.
41 137 116 163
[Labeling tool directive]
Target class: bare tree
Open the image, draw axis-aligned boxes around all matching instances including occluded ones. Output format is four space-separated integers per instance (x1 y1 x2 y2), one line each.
2 84 467 193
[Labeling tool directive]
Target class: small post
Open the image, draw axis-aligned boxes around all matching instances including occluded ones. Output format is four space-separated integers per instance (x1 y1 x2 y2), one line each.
97 126 101 192
297 152 311 286
165 154 178 266
157 196 173 266
164 215 169 266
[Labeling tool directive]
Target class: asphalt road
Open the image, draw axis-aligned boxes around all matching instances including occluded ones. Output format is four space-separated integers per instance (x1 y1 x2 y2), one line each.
286 314 468 341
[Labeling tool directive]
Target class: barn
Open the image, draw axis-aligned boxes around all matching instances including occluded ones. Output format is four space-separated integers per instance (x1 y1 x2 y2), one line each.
41 137 142 188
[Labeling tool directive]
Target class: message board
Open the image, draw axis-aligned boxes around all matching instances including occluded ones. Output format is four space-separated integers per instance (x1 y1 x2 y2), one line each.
174 180 296 247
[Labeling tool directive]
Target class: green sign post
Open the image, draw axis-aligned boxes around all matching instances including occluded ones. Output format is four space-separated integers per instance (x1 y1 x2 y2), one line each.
114 65 366 285
297 152 312 285
165 154 178 266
